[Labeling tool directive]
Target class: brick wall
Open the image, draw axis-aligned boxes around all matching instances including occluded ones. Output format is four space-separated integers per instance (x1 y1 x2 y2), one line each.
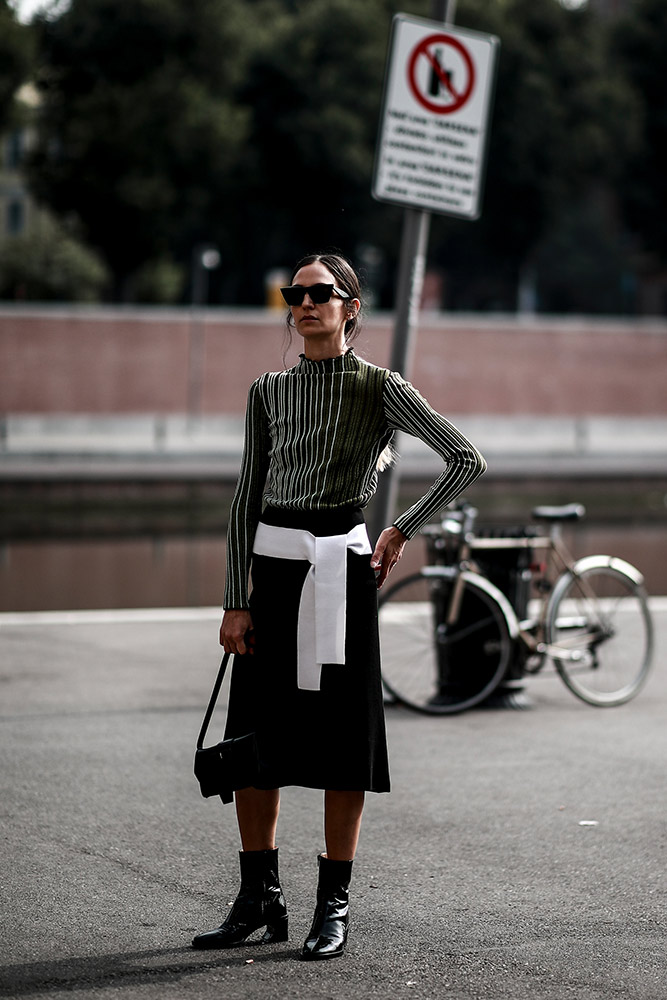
2 307 666 416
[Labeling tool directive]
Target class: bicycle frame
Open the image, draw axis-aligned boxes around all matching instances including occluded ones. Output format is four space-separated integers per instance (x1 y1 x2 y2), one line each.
439 512 587 668
429 504 527 652
470 528 646 666
380 501 653 713
427 503 651 671
422 564 521 641
467 533 552 656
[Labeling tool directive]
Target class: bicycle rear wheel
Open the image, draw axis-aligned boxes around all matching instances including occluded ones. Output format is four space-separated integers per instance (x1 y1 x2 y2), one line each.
378 569 513 714
546 561 653 706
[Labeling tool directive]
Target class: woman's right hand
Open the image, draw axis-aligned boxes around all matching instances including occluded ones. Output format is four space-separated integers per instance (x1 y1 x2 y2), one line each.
220 609 255 656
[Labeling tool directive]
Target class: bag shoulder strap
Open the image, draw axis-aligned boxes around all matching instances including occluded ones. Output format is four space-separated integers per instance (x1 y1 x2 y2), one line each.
196 653 232 750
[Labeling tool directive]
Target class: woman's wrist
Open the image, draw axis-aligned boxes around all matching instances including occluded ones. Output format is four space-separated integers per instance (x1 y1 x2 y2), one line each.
389 523 409 541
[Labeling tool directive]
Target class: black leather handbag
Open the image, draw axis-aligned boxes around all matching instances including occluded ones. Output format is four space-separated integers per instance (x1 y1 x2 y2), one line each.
194 653 260 804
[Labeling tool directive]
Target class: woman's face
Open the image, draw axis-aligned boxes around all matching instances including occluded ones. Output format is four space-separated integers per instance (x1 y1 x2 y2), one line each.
289 261 359 347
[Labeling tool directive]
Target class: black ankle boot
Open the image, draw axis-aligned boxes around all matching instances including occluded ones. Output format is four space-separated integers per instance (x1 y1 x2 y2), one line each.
192 847 288 949
301 854 353 961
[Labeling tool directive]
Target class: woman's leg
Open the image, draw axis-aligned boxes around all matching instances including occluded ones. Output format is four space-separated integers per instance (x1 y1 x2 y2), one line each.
192 787 285 949
302 790 364 960
235 787 281 851
324 790 365 860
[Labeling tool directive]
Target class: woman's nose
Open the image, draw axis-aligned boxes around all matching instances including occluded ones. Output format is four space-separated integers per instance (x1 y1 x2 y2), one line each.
301 292 314 308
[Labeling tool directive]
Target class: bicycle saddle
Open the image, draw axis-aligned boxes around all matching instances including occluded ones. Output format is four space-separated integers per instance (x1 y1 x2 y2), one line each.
531 503 586 522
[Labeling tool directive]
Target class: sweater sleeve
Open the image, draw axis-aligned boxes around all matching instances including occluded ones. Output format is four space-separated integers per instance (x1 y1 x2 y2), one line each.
383 372 487 539
224 377 271 609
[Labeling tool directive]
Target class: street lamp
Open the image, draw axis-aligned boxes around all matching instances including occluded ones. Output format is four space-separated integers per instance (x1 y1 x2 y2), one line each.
188 243 220 418
191 244 221 307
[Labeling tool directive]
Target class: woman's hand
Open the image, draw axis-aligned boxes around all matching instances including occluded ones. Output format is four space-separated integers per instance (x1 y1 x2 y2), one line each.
371 526 407 589
220 609 255 655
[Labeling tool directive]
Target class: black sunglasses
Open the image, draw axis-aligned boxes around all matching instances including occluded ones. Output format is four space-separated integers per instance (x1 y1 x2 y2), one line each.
280 283 350 307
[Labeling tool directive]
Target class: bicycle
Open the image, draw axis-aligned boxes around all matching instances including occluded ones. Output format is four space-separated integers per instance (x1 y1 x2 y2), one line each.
378 501 654 714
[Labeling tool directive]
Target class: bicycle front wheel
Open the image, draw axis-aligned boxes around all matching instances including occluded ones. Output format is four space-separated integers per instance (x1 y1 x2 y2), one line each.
378 569 513 714
546 560 653 706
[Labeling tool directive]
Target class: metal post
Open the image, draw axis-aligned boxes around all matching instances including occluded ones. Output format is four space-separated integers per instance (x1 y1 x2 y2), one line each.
370 209 430 542
370 0 457 544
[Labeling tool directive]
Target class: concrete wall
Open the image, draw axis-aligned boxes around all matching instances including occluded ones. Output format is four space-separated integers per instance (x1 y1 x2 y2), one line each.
2 306 667 417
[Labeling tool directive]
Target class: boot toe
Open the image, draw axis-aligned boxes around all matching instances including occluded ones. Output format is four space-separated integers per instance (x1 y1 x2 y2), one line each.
192 927 236 950
301 933 346 960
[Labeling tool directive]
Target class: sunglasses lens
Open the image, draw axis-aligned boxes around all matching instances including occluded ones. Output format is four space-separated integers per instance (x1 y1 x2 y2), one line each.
280 286 301 306
280 283 337 306
309 284 333 303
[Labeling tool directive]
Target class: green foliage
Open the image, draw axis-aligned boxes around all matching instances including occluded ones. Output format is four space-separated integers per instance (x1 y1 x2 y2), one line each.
611 0 667 261
129 256 185 304
535 194 635 314
0 213 109 301
217 0 425 301
0 0 34 131
16 0 666 309
28 0 252 297
433 0 640 272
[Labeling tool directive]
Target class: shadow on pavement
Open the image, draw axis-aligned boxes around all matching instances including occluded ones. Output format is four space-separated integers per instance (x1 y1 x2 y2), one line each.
0 942 301 998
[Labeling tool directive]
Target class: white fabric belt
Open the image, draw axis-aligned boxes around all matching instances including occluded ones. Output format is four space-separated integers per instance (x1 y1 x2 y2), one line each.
252 521 372 691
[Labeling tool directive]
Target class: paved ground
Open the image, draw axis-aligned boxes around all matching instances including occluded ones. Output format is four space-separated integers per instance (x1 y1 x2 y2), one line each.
1 605 665 1000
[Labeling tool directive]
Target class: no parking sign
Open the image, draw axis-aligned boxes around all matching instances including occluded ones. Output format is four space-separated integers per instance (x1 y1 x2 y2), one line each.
373 14 499 220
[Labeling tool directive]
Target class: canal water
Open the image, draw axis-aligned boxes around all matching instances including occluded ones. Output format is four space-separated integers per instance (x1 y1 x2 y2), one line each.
1 479 666 612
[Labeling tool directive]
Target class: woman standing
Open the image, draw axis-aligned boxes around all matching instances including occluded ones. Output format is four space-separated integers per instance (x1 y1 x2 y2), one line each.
192 252 486 960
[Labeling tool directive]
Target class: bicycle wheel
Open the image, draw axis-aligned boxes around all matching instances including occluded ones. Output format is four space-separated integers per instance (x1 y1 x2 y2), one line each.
546 560 653 706
378 569 513 714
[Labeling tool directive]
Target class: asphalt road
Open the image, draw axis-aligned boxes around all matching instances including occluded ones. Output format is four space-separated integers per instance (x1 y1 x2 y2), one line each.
1 604 665 1000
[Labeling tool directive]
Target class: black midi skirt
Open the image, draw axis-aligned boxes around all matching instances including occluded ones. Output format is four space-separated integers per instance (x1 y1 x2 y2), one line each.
224 505 390 794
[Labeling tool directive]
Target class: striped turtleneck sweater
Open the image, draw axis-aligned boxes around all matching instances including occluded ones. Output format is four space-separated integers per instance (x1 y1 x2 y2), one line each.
224 350 486 609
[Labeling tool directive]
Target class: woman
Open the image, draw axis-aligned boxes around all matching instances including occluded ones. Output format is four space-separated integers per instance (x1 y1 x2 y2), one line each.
192 252 486 960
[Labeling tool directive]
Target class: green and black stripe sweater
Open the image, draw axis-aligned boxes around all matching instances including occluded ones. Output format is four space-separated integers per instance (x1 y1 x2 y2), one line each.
224 350 486 609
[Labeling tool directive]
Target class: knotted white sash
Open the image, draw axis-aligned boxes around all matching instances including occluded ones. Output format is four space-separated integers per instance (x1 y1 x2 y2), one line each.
252 521 372 691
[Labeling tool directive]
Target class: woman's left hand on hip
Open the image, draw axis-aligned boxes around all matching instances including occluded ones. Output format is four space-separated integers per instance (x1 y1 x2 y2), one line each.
371 526 407 589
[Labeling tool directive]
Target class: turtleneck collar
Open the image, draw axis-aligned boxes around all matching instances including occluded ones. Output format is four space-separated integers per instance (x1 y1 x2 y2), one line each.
295 348 360 374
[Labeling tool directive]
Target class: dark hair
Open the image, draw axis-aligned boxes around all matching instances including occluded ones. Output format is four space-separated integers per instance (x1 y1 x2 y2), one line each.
284 252 363 345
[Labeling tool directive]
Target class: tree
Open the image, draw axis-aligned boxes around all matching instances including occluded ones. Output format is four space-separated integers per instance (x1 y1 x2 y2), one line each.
26 0 427 303
27 0 252 299
0 0 34 132
0 212 109 301
611 0 667 264
208 0 428 303
429 0 640 309
24 0 644 311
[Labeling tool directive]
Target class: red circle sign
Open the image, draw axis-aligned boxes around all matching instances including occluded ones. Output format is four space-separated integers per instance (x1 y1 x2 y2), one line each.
408 33 475 115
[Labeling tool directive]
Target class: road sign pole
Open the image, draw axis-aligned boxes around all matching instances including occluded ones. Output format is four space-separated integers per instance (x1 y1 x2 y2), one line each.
370 0 457 546
370 207 430 544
